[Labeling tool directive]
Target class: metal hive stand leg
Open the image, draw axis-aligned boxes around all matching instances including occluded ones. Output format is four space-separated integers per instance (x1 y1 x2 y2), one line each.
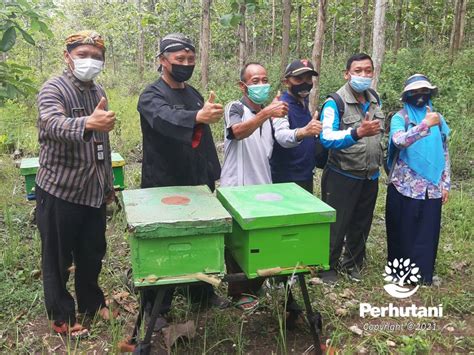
133 287 166 355
298 274 322 355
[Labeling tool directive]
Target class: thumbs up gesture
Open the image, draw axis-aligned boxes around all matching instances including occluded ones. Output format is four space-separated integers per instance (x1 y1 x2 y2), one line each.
356 112 381 138
86 97 116 132
196 91 224 124
266 91 288 119
424 106 440 127
297 110 323 140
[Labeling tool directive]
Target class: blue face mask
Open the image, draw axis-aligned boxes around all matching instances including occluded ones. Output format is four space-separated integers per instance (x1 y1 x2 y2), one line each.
349 75 373 93
246 83 271 104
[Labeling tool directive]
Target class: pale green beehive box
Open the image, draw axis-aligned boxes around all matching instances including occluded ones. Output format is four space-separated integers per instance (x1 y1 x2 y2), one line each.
122 185 232 287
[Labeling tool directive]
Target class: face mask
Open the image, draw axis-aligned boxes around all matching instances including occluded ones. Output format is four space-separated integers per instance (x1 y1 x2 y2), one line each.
349 75 372 93
170 64 194 82
290 82 313 98
246 83 271 104
406 93 431 107
70 57 104 82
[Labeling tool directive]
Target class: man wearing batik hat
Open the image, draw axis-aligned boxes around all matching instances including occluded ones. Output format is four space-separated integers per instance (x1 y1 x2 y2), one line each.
36 30 116 338
137 33 228 323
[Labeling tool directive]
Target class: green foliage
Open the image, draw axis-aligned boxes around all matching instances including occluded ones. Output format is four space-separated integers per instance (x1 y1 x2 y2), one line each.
0 0 54 101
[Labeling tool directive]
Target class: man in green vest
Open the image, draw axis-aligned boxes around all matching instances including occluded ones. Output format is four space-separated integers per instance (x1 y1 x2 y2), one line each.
319 53 384 283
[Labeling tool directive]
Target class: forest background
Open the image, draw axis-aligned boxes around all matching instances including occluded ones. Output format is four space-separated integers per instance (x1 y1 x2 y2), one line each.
0 0 473 353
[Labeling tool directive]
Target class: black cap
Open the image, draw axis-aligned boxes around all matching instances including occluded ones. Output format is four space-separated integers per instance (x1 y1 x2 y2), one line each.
284 59 318 78
157 33 195 57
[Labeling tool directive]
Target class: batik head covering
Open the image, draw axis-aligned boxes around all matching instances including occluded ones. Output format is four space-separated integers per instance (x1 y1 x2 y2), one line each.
65 30 105 52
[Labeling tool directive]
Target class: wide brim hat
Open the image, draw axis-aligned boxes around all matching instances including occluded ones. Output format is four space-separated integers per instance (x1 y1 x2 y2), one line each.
401 74 438 99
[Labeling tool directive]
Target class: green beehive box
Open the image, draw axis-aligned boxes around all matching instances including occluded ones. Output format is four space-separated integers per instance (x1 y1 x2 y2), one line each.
19 153 126 200
19 157 39 200
217 183 336 279
121 185 232 287
111 152 126 190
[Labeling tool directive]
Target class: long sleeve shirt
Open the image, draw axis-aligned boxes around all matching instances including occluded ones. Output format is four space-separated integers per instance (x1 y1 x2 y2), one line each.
137 77 221 189
390 120 451 199
36 70 113 208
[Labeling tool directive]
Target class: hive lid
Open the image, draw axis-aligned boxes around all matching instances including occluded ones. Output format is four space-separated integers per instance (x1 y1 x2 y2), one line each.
112 152 125 167
20 157 39 176
122 185 232 238
217 183 336 230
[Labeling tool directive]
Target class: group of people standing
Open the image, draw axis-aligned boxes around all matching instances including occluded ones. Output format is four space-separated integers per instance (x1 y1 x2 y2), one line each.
34 30 450 337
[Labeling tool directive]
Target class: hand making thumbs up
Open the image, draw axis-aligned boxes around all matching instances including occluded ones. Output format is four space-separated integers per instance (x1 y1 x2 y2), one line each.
424 106 440 127
85 97 116 132
266 90 288 119
196 91 224 124
356 112 381 138
297 110 323 140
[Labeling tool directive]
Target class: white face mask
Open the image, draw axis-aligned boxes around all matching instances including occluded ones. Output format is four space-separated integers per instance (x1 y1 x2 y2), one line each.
70 57 104 82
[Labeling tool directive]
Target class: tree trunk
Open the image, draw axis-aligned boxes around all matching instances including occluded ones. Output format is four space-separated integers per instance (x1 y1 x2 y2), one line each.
393 0 403 57
440 0 449 42
296 4 302 58
137 0 145 80
309 0 328 113
252 14 257 58
238 3 247 68
424 0 430 45
200 0 211 91
270 0 276 57
281 0 291 75
458 0 468 50
359 0 370 52
371 0 387 91
331 4 337 59
449 0 461 55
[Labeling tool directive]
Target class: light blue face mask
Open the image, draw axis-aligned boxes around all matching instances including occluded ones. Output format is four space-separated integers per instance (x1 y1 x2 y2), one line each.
246 83 271 104
349 75 373 93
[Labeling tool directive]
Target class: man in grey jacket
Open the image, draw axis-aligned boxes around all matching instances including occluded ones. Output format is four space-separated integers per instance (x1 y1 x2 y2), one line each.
319 53 384 283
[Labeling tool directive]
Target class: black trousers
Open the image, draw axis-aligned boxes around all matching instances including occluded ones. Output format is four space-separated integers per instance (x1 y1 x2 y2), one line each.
386 184 442 284
36 185 107 324
272 178 314 194
321 168 378 270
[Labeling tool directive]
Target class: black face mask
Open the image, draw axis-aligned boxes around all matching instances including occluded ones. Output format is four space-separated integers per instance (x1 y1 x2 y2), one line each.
290 82 313 98
406 93 431 107
170 64 194 82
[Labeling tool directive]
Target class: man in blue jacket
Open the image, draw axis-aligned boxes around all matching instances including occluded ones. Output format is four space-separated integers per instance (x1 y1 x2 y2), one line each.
270 59 322 193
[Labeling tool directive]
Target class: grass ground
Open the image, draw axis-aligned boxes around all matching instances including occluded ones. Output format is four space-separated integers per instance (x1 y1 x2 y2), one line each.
0 150 473 353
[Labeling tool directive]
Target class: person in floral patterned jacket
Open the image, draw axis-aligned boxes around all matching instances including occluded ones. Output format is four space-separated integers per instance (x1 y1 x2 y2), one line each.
386 74 451 286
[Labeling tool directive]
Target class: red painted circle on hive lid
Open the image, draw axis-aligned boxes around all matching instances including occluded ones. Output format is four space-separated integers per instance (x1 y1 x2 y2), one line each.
161 195 191 205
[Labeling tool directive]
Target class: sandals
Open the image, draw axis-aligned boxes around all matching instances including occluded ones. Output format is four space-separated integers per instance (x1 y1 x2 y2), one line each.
234 294 259 312
52 321 89 339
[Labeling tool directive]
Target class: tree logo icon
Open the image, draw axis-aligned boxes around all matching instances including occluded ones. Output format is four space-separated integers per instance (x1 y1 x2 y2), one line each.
383 258 422 299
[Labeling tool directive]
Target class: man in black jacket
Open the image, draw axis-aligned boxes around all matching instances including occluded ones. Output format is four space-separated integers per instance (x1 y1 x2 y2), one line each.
137 33 228 323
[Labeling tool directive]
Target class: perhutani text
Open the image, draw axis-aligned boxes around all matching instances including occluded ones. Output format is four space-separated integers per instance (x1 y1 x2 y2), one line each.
359 303 443 318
